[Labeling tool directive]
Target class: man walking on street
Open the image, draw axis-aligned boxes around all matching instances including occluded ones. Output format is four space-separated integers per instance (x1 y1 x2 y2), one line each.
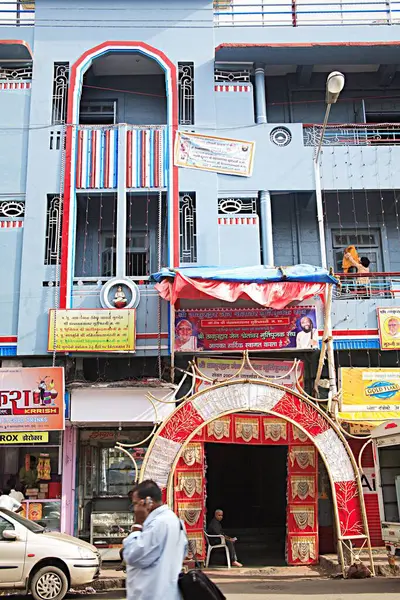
123 479 188 600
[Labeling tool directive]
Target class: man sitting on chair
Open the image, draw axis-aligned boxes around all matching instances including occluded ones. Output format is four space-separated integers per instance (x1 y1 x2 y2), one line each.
207 509 242 567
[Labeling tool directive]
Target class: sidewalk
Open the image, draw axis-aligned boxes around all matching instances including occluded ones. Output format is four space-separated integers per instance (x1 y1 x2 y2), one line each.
83 563 323 592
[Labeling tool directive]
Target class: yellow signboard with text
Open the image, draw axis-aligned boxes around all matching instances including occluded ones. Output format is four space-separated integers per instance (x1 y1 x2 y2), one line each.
377 307 400 350
339 367 400 422
0 432 49 444
48 309 136 353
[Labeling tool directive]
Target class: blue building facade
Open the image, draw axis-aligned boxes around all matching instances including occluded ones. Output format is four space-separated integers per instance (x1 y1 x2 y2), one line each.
0 0 399 560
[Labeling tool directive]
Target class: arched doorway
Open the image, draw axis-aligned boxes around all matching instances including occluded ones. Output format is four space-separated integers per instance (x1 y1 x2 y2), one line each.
141 379 374 573
59 41 179 308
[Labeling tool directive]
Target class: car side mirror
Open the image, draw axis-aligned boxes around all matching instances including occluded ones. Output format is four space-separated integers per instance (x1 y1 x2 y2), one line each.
2 530 18 541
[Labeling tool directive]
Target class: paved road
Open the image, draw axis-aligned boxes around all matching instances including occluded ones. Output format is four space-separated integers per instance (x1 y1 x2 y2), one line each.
7 577 400 599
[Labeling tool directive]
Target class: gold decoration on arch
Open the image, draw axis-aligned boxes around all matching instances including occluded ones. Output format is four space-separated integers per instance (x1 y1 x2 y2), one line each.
264 420 287 442
235 418 259 442
187 531 204 556
177 501 203 527
182 443 202 467
290 506 315 530
177 472 203 498
291 536 316 563
207 417 230 440
289 446 315 470
290 476 316 500
293 426 308 442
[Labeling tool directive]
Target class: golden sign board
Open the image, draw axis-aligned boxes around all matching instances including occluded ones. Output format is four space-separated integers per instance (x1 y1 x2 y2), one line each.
48 309 135 353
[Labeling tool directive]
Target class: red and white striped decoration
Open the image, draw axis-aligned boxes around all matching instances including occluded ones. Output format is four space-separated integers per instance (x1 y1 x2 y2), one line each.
214 84 251 92
218 216 258 225
0 81 31 90
0 221 23 228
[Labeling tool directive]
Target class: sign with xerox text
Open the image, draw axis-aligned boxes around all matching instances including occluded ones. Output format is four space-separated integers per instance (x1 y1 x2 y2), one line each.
0 367 65 432
175 307 318 353
48 309 135 352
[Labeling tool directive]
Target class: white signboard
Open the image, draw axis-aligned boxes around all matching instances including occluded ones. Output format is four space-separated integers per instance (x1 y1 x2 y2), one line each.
174 131 255 177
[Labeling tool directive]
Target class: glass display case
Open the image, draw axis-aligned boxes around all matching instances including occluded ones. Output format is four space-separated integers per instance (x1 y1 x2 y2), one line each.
91 511 134 560
21 500 61 532
99 448 138 496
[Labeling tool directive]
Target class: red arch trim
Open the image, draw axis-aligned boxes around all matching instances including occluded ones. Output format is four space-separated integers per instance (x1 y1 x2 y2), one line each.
59 41 179 309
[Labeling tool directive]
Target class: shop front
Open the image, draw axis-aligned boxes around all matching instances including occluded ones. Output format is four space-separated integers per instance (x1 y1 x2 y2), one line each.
0 366 65 531
140 376 375 575
69 385 175 559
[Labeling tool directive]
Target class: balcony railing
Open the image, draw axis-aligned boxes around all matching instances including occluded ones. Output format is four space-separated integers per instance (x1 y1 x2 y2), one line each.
0 2 34 26
214 1 400 27
335 272 400 300
303 123 400 147
75 125 168 191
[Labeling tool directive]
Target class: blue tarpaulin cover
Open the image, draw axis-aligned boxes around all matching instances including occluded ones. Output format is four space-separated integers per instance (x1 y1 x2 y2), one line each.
151 264 338 285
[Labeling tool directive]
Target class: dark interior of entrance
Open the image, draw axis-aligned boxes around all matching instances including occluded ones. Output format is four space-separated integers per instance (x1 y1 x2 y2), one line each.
205 443 287 566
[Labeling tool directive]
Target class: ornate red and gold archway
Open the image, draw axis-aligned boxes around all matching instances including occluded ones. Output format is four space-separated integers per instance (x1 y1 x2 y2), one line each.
140 379 374 575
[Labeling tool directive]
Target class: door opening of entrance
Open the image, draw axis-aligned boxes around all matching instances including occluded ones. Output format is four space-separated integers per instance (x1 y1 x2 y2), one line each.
205 443 287 566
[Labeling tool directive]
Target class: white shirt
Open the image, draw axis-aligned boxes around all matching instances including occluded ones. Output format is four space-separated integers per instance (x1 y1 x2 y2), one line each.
296 329 318 349
123 505 187 600
0 494 21 512
177 337 197 351
9 490 24 503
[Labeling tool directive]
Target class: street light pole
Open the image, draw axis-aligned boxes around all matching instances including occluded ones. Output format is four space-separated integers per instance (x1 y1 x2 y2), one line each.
314 71 345 270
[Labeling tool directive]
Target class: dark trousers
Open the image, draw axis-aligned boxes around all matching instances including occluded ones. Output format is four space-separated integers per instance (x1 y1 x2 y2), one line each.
226 540 237 562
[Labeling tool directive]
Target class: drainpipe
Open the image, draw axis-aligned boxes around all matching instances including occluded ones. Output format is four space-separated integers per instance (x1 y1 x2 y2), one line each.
116 123 127 277
255 64 267 124
260 191 274 266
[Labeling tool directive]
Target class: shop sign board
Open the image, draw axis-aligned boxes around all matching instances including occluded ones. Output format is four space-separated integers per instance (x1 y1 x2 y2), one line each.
339 367 400 421
175 307 318 353
377 308 400 350
0 367 65 432
0 432 49 444
174 131 255 177
195 357 303 392
48 309 136 352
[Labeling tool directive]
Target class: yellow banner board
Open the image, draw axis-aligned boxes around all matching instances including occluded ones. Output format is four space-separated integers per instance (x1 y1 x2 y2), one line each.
48 309 136 353
377 307 400 350
339 367 400 422
0 432 49 444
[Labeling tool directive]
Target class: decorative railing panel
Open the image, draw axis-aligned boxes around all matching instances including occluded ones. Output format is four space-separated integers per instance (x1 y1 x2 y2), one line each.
335 273 400 300
214 0 400 27
303 123 400 147
76 127 118 190
126 126 167 189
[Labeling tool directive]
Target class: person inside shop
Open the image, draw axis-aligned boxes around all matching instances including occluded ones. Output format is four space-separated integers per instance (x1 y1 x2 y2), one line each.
0 488 23 512
19 456 38 492
7 477 24 503
207 509 242 567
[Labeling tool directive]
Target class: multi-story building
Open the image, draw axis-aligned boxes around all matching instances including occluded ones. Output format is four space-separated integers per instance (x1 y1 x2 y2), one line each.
0 0 399 569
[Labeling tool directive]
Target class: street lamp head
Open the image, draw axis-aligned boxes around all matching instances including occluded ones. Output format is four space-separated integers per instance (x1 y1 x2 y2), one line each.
326 71 345 105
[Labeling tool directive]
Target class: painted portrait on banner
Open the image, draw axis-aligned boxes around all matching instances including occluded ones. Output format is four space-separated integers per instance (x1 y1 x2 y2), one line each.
174 307 319 353
377 307 400 350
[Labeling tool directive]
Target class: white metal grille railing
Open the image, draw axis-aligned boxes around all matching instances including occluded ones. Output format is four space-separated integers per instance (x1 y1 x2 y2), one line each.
214 1 400 27
303 123 400 146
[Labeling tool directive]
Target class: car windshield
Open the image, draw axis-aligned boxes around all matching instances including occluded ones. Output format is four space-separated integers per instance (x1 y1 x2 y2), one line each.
0 508 44 533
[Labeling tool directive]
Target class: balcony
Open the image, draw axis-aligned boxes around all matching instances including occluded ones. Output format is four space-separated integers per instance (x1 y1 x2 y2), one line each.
75 125 168 191
214 0 400 27
0 2 34 26
331 272 400 348
303 123 400 147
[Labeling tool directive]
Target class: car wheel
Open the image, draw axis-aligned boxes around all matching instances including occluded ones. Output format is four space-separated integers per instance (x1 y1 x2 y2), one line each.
30 566 69 600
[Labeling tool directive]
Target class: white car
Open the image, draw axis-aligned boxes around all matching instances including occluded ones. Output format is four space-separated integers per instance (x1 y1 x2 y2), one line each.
0 508 100 600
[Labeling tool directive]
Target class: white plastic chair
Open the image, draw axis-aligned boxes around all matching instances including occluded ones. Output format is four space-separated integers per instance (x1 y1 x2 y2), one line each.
204 531 231 568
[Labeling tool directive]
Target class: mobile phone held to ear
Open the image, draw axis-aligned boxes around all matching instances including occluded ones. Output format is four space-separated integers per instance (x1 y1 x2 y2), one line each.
145 496 154 508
